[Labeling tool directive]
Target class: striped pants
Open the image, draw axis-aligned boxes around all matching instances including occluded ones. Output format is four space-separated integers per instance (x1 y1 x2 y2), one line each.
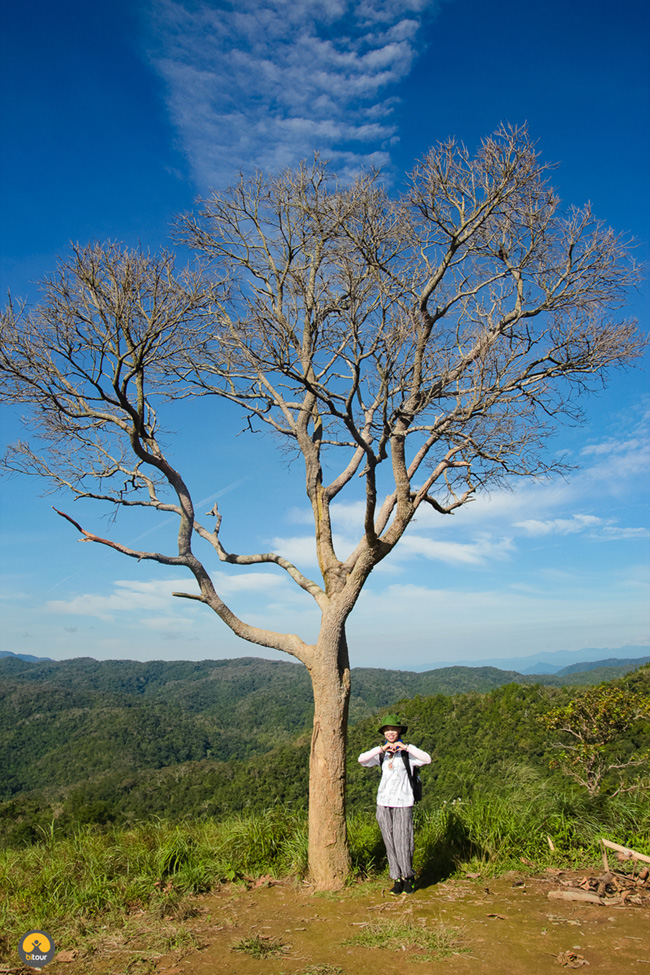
376 804 414 880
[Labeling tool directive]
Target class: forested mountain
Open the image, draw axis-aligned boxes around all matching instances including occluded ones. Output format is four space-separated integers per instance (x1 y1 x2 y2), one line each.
1 657 648 849
1 653 647 804
555 656 650 675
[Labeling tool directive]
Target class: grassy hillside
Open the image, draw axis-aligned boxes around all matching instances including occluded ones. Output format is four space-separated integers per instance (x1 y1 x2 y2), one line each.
1 659 647 972
2 662 647 849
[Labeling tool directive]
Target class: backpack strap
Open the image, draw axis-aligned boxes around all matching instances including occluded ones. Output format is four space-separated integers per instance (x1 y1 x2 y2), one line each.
401 749 415 787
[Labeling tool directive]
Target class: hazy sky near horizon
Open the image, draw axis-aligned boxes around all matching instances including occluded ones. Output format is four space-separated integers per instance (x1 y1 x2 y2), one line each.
0 0 649 668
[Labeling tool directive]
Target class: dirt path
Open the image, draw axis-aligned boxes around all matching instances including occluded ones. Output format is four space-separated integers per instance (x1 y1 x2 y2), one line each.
43 871 650 975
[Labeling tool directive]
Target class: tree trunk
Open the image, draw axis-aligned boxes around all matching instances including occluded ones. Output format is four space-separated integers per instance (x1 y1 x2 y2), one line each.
306 618 351 889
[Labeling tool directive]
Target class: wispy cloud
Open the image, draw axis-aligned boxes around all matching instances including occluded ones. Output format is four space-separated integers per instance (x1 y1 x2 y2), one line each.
147 0 441 187
580 436 648 458
401 533 515 566
47 578 194 621
268 526 515 571
515 514 603 537
600 526 650 541
209 570 288 594
45 569 293 622
516 516 650 541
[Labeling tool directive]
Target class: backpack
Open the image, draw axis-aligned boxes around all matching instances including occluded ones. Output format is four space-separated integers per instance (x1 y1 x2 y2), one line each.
379 749 422 803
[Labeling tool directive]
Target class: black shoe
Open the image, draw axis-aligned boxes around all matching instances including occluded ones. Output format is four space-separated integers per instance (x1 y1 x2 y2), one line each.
402 877 415 894
389 879 404 895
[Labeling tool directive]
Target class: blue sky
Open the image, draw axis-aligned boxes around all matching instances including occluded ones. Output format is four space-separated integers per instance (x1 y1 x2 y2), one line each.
0 0 649 668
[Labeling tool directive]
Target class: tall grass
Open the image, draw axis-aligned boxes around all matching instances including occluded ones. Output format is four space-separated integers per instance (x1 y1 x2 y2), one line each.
1 773 648 961
414 764 650 879
0 809 306 959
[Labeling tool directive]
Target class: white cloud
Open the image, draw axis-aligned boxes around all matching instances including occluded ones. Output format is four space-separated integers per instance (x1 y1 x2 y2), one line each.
331 501 369 532
514 516 650 542
395 533 514 566
272 509 514 570
46 569 296 622
411 417 649 544
286 500 378 534
47 578 193 621
146 0 441 187
269 534 318 567
515 514 603 537
576 401 650 482
268 532 357 568
209 570 288 594
580 436 648 458
600 526 650 541
46 567 308 633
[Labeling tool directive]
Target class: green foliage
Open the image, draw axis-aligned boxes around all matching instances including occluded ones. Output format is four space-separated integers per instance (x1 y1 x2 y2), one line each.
1 789 648 961
2 664 649 850
0 657 316 801
1 662 648 970
217 808 308 875
0 809 308 954
347 682 564 813
346 814 384 875
542 680 650 795
1 654 642 805
413 773 650 879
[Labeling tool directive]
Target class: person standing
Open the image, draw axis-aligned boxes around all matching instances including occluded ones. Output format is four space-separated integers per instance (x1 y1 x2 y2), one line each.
358 714 431 894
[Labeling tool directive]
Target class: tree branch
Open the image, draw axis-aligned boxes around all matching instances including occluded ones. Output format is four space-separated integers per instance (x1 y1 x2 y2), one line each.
198 502 328 609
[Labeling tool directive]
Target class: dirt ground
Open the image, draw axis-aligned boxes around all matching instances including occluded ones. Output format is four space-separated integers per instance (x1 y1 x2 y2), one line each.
29 870 650 975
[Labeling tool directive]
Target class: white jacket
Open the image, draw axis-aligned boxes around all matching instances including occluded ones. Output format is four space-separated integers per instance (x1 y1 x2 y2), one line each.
358 743 431 807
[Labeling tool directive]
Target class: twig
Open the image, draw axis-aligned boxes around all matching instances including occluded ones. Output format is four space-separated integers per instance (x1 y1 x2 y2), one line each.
601 839 650 865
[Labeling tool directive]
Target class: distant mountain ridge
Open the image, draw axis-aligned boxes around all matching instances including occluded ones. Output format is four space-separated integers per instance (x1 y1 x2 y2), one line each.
0 645 650 680
0 651 53 663
555 656 650 676
3 645 649 674
411 645 650 675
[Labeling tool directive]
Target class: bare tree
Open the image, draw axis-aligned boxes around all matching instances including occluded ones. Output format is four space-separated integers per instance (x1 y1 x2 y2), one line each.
0 126 644 888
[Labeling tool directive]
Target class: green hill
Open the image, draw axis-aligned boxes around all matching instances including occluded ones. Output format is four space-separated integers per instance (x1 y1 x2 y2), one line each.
553 656 650 677
1 653 646 805
1 660 647 849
